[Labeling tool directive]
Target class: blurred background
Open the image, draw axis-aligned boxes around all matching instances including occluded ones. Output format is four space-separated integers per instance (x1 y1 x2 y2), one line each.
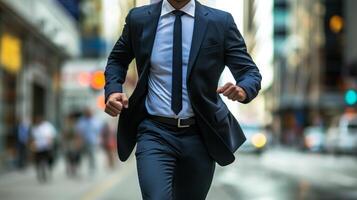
0 0 356 199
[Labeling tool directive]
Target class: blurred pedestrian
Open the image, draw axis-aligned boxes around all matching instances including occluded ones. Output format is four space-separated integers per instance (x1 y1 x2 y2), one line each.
30 115 57 183
104 0 261 198
100 121 116 169
76 108 101 175
63 113 82 177
13 118 30 169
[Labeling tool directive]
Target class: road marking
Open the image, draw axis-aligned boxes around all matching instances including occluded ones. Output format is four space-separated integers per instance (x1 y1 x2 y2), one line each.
80 160 134 200
81 172 122 200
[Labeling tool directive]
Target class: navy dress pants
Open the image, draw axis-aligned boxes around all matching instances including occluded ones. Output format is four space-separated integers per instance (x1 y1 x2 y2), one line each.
135 118 216 200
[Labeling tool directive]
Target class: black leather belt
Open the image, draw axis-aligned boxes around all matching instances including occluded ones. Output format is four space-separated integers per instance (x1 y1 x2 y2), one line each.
148 115 196 128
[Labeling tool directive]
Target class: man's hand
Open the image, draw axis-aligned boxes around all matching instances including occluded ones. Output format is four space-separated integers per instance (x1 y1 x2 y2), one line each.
105 93 129 117
217 82 247 102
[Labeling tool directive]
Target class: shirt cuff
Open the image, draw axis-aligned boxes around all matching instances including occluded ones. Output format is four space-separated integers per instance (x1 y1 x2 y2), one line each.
236 82 252 104
105 84 123 103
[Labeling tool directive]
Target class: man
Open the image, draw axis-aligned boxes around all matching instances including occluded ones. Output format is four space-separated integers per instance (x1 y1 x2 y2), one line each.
14 118 30 169
76 108 101 175
31 115 57 183
63 113 82 177
104 0 262 199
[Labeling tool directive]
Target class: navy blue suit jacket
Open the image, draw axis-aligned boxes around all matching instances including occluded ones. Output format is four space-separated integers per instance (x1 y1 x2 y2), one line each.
105 1 262 166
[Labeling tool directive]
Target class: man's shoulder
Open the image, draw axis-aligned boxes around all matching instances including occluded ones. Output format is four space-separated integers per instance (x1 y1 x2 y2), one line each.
200 3 231 20
129 3 154 17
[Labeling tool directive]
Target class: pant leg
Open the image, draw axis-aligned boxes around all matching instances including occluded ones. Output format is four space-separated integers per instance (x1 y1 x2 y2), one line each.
136 119 178 200
87 145 96 172
173 134 216 200
83 144 95 174
17 143 27 168
35 151 48 182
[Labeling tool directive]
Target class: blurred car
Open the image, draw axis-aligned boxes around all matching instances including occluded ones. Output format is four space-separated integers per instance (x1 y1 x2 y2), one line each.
325 124 339 154
326 114 357 154
239 125 269 153
303 126 325 152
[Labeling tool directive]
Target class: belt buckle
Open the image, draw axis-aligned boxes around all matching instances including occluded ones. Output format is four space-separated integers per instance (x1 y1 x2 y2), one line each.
177 118 190 128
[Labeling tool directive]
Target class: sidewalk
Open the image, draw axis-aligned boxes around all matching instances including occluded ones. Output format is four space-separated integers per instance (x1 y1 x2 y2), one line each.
261 147 357 188
0 150 135 200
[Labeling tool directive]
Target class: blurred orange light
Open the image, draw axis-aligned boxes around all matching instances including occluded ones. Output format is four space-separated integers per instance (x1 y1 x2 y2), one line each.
91 71 105 90
77 72 91 87
329 15 344 33
96 95 106 110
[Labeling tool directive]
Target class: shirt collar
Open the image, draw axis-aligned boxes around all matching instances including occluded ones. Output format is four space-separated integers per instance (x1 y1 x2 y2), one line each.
161 0 195 17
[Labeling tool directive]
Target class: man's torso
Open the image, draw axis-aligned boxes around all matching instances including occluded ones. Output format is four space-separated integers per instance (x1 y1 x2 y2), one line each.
145 0 195 119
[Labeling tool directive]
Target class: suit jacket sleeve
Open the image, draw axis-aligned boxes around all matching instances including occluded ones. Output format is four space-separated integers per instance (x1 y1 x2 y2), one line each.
104 10 135 102
224 13 262 104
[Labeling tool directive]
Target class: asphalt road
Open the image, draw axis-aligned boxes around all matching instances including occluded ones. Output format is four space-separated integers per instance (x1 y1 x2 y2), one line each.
0 148 356 200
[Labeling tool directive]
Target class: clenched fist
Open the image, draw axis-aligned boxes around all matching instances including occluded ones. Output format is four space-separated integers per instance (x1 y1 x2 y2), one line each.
217 82 247 102
105 93 129 117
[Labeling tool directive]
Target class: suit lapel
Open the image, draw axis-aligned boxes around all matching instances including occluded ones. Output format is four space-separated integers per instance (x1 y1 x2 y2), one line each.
187 1 209 80
134 1 162 100
141 1 162 72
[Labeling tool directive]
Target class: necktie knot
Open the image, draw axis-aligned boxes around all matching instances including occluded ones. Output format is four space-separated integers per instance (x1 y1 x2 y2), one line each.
172 10 185 17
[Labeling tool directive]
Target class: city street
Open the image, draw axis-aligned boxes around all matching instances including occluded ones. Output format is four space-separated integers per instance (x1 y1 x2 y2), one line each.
0 148 356 200
1 0 357 200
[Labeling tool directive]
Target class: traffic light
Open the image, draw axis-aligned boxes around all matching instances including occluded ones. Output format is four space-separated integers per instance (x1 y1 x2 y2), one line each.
345 89 357 106
90 70 105 90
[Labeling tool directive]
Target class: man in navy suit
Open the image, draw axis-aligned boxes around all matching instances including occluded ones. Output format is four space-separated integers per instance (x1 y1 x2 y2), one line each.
104 0 262 199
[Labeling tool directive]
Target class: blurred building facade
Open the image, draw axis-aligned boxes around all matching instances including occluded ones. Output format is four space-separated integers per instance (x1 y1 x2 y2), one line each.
242 0 273 126
0 0 79 169
271 0 357 145
60 0 138 121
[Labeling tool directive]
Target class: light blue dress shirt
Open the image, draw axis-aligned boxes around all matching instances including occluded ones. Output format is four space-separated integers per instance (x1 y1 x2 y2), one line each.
145 0 195 119
76 116 101 146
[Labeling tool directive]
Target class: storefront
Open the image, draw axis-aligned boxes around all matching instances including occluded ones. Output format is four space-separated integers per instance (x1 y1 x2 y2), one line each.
0 12 23 167
0 2 67 169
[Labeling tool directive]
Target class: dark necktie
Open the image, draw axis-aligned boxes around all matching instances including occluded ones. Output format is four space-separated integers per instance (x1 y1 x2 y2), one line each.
172 10 185 115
